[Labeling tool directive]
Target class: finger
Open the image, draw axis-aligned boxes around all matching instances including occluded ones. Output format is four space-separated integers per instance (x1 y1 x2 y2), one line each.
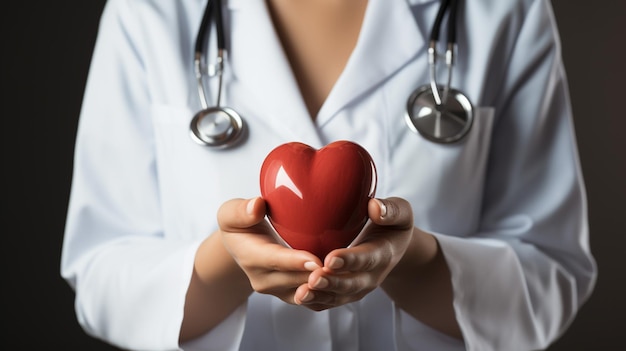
308 269 372 295
252 271 312 296
217 197 267 232
297 286 368 309
294 284 312 305
323 243 391 273
231 240 321 274
294 284 335 309
367 197 413 229
258 246 322 272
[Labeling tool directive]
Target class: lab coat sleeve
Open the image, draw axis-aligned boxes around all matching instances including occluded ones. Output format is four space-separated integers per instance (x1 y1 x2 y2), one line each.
407 1 596 350
60 0 245 350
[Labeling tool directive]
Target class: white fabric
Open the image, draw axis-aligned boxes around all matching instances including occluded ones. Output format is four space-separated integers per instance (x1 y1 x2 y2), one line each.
61 0 597 350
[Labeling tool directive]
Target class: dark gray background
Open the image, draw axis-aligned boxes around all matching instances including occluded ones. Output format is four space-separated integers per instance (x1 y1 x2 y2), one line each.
4 1 624 349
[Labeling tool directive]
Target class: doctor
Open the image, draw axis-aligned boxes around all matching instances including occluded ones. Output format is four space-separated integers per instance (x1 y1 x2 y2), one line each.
61 0 597 350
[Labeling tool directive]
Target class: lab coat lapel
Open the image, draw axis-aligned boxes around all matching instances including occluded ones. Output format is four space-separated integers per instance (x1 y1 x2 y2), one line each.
225 0 437 145
226 0 324 148
317 0 434 127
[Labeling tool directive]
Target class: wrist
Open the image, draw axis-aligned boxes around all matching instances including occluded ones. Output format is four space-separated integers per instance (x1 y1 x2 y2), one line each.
386 227 439 282
195 232 252 293
381 228 461 338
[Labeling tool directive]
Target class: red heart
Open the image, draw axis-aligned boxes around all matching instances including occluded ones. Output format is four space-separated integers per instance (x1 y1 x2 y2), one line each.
260 140 377 259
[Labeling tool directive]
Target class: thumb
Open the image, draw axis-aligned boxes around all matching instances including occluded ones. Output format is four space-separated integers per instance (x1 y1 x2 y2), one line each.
367 197 413 229
217 197 266 232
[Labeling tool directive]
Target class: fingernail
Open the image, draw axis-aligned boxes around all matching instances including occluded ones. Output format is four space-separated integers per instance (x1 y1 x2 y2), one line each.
304 261 320 271
328 257 344 270
300 291 314 303
246 197 257 215
313 277 329 289
375 199 387 219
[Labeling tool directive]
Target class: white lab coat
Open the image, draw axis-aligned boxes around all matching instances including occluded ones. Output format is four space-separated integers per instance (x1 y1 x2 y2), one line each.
61 0 597 350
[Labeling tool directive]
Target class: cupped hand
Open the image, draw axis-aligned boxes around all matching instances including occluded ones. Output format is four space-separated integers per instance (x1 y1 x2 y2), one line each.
294 197 415 311
218 197 322 304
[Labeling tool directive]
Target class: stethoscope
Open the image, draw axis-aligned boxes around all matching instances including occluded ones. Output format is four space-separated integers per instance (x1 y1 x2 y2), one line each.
190 0 473 148
405 0 473 143
190 0 244 148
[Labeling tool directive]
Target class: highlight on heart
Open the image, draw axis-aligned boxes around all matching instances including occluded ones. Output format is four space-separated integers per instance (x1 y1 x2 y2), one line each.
260 140 377 259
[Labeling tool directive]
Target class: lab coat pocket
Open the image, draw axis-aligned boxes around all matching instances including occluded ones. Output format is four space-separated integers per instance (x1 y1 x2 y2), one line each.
438 105 496 178
151 103 224 240
396 106 495 235
151 103 273 240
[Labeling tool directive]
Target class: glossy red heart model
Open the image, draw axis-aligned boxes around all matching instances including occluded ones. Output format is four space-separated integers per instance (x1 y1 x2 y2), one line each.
260 140 377 259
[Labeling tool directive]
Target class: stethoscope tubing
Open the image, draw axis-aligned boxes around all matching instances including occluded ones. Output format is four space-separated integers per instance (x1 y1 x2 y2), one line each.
428 0 458 106
192 0 473 148
195 0 225 109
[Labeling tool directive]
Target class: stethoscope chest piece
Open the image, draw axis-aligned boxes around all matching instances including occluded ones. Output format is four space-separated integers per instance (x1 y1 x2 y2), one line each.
190 107 244 148
405 85 473 144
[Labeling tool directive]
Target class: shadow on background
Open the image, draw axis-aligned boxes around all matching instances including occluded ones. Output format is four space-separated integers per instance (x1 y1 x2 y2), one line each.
3 0 624 349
